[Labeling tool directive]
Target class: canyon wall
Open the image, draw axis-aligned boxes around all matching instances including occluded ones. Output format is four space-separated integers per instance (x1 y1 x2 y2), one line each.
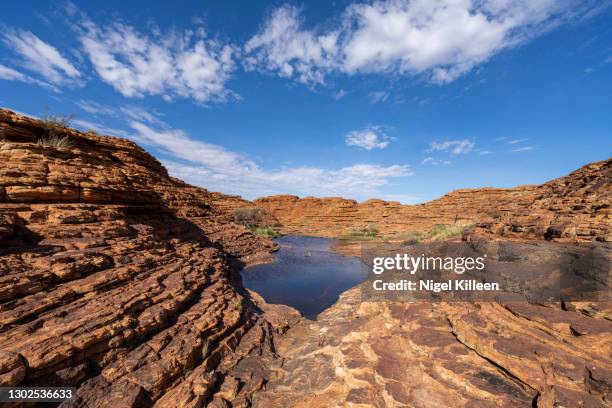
0 109 296 407
255 159 611 242
0 109 610 408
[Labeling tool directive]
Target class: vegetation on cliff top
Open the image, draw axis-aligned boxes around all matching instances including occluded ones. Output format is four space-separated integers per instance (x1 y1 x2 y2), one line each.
338 222 474 243
339 224 379 240
37 111 75 149
253 226 282 237
394 222 474 244
234 207 282 237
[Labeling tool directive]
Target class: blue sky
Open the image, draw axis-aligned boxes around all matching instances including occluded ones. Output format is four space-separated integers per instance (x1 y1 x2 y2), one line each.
1 1 610 203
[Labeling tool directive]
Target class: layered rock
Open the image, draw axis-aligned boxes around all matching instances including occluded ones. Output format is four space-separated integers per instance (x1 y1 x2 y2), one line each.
496 159 612 241
1 108 610 408
255 281 612 407
255 160 611 242
0 109 294 407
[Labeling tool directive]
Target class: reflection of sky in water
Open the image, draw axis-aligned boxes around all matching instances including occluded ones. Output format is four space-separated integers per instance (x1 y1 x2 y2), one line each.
242 236 367 319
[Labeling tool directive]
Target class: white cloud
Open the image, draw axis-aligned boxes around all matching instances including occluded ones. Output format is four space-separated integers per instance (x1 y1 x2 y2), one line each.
346 127 392 150
72 118 131 138
129 122 251 175
0 64 29 81
1 29 81 85
165 160 411 200
0 64 58 91
120 106 167 127
478 150 492 155
75 100 117 116
245 1 595 85
507 138 528 144
368 91 390 104
126 121 410 199
428 139 475 155
75 100 168 128
377 193 422 204
512 146 534 152
244 5 340 85
333 89 348 100
422 156 451 165
75 15 236 102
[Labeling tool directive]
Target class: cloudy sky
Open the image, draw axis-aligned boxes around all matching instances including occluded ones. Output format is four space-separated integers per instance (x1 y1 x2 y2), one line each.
1 0 611 203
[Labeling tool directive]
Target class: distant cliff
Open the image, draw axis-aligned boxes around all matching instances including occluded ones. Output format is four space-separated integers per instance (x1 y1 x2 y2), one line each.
1 108 610 408
255 159 611 242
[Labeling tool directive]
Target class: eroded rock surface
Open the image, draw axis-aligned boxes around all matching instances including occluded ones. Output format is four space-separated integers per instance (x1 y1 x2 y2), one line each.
0 109 296 407
256 159 611 242
1 109 610 408
254 252 612 407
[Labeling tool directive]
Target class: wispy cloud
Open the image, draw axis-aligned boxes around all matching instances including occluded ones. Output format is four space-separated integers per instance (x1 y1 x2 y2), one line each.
512 146 535 152
75 100 116 116
422 157 451 165
0 63 55 89
72 118 131 138
73 9 237 103
377 193 422 204
333 89 348 100
428 139 475 155
244 1 599 86
1 29 81 86
368 91 390 104
75 100 168 128
165 160 412 200
502 137 534 152
131 122 411 199
346 127 392 150
69 101 412 199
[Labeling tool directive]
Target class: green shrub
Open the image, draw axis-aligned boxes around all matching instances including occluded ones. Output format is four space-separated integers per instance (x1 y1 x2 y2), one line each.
339 224 379 240
395 231 424 245
234 207 265 228
253 226 282 237
37 135 74 149
38 111 75 149
392 222 474 244
429 224 447 236
428 222 473 241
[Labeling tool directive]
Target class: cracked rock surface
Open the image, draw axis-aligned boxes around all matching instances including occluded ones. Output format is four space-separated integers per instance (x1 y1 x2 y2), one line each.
254 280 611 407
1 109 610 407
256 159 611 242
0 109 296 407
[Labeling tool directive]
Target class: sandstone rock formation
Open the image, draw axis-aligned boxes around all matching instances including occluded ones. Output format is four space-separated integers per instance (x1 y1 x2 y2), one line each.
255 281 612 407
250 161 612 406
0 109 296 407
0 108 610 408
255 159 611 242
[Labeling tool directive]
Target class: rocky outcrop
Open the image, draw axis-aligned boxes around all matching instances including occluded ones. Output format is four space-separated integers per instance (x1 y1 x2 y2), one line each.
0 109 296 407
255 280 612 407
1 108 610 408
207 192 279 228
493 159 611 242
255 159 611 242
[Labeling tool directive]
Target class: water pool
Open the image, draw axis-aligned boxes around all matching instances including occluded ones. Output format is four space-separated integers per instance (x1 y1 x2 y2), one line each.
241 235 367 319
